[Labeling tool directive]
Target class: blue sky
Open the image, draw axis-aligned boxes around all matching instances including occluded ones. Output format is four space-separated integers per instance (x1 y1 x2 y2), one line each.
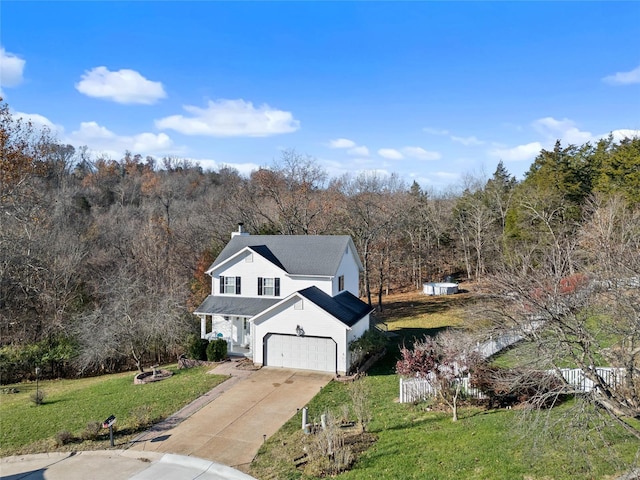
2 1 639 190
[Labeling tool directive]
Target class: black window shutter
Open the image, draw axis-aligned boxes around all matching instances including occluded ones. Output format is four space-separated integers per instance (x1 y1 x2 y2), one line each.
219 276 224 294
275 278 280 296
257 277 263 296
236 276 241 295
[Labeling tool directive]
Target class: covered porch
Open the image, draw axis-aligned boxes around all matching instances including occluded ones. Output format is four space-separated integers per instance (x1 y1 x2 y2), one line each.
198 313 252 357
194 295 281 358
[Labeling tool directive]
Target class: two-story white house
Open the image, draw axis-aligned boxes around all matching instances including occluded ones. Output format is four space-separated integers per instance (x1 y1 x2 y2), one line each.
194 226 372 375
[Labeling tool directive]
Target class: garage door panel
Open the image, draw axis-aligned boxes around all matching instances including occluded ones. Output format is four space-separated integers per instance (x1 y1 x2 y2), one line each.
265 334 336 372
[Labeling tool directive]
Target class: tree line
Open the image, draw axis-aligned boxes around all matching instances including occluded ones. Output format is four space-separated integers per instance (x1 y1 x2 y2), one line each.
1 99 638 381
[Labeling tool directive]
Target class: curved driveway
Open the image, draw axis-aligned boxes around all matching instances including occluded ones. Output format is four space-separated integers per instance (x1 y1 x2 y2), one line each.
129 361 333 471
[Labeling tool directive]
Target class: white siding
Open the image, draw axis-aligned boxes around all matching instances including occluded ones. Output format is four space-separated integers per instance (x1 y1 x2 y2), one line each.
211 249 333 298
253 297 350 374
282 275 333 296
333 245 361 296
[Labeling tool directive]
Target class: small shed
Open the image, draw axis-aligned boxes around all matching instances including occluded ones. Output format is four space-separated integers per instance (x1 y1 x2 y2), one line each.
423 282 458 295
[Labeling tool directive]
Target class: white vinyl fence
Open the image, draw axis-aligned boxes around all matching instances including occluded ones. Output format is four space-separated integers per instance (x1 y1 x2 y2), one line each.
559 367 624 393
399 367 625 404
399 374 486 403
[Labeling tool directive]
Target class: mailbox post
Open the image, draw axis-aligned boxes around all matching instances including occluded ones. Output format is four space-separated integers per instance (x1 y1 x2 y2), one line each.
102 415 116 447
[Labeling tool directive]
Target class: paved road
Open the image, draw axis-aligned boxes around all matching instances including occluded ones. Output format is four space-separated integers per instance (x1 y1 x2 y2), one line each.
0 451 256 480
1 360 333 479
130 363 333 471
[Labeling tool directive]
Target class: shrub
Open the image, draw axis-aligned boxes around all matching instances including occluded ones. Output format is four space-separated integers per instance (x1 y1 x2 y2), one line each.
471 364 567 408
349 329 387 371
206 338 228 362
81 421 102 441
185 334 209 361
0 336 78 385
55 430 75 446
303 411 353 477
30 389 46 405
130 404 154 429
348 379 372 432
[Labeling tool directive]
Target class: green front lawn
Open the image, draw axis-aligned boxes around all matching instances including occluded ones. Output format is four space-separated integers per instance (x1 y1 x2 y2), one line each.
250 290 639 479
250 374 638 480
0 365 226 456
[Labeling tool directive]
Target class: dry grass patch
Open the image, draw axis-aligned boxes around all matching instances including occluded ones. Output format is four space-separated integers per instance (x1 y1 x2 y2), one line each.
374 289 478 335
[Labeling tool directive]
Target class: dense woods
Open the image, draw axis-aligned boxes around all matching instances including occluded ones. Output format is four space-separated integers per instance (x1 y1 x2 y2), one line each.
1 100 639 382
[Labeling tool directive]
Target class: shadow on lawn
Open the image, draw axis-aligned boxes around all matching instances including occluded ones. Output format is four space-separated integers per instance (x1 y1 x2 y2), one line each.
366 326 449 377
375 291 475 321
375 297 453 322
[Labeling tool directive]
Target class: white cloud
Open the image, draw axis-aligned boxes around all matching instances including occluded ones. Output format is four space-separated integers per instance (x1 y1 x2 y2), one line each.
156 99 299 137
14 111 61 134
195 159 260 177
489 118 638 164
378 148 404 160
424 127 484 147
69 121 177 157
423 127 449 136
489 142 543 162
0 47 26 88
402 146 441 161
328 138 369 156
451 135 484 146
602 64 640 86
532 117 594 144
410 171 461 188
607 129 640 141
348 145 370 156
329 138 356 148
75 66 167 104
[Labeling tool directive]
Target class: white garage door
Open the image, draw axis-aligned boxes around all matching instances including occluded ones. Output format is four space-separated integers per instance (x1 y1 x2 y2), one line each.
264 334 337 373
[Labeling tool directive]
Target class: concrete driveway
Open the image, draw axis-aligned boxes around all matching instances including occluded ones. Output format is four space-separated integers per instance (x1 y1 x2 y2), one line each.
129 361 333 471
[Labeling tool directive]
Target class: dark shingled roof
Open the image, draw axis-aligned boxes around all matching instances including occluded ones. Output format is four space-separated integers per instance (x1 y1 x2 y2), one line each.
194 295 280 317
209 235 358 276
248 245 286 271
297 286 372 327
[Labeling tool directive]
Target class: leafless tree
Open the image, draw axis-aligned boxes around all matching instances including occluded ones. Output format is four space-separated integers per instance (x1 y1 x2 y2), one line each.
75 266 189 373
483 193 640 439
335 172 405 307
396 329 482 421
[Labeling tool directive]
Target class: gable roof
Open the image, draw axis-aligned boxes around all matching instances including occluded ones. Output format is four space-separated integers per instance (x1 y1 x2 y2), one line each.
248 245 286 271
297 286 373 327
207 235 362 276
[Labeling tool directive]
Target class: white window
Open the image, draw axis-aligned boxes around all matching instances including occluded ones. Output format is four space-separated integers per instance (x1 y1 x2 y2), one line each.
220 276 241 295
258 277 280 296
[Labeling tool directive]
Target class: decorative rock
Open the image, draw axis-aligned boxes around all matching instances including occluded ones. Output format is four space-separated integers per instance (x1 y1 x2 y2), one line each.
134 369 173 384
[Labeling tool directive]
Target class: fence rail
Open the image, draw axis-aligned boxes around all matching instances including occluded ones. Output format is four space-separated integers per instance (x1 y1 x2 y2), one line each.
399 367 625 404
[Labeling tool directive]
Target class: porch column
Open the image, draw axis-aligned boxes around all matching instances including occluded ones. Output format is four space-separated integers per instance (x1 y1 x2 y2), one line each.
200 315 206 339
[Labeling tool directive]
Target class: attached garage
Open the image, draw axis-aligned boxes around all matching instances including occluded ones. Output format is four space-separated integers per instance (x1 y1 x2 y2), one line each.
264 334 336 372
252 286 373 375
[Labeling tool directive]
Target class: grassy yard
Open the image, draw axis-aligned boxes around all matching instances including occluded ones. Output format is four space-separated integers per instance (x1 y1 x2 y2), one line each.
0 364 226 456
250 288 640 479
251 375 638 479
